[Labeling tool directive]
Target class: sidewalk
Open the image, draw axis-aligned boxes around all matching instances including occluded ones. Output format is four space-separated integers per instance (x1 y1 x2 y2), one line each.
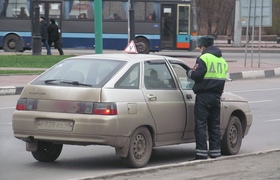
89 148 280 180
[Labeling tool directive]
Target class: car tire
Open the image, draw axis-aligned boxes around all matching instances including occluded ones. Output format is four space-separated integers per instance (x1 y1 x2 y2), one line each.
121 127 153 168
135 37 150 54
31 141 63 162
221 116 243 155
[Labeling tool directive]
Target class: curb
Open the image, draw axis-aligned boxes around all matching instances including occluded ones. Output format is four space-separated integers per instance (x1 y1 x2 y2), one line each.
0 86 23 96
228 68 280 80
82 148 280 180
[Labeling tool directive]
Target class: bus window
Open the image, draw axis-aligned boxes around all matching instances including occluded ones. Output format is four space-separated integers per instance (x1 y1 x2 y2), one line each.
0 0 30 18
134 2 159 22
103 1 126 21
178 5 189 34
48 3 62 19
64 0 94 20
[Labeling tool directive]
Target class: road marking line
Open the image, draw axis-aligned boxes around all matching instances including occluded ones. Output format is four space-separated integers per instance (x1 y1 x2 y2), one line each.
0 107 15 110
265 119 280 122
230 88 280 93
249 100 273 103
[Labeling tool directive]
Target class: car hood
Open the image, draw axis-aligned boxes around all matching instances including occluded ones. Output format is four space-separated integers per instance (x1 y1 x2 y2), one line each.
221 92 248 102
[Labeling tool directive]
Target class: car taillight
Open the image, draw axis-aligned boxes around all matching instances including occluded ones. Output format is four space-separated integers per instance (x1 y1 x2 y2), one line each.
79 102 94 114
16 98 38 111
79 102 117 115
93 102 117 115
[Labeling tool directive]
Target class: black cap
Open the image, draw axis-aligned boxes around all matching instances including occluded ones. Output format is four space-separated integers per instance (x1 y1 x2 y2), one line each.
197 36 214 48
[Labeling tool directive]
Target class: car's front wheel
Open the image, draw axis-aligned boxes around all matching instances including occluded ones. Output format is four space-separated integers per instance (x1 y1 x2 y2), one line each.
221 116 243 155
121 127 153 168
31 141 63 162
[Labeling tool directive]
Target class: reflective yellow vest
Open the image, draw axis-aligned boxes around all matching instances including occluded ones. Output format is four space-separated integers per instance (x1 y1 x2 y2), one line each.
200 53 228 80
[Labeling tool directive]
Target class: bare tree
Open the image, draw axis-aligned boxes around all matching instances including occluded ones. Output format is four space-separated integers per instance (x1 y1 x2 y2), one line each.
196 0 235 35
195 0 280 36
196 0 216 35
216 0 235 35
264 0 280 35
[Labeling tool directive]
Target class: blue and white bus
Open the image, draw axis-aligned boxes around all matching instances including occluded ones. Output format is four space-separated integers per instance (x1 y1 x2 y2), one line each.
0 0 198 54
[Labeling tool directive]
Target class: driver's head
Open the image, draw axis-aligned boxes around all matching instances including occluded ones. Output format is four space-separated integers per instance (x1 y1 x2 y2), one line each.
150 69 158 79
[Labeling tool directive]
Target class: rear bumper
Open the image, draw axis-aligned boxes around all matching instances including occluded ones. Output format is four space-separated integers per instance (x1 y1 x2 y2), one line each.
13 130 128 147
12 111 128 148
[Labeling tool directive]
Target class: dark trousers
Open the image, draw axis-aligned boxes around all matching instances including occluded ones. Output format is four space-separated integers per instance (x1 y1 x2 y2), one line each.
42 39 51 55
194 93 221 158
48 40 64 55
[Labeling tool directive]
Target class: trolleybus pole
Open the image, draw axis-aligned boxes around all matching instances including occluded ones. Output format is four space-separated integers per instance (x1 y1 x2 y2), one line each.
32 0 42 55
129 0 135 42
94 0 103 54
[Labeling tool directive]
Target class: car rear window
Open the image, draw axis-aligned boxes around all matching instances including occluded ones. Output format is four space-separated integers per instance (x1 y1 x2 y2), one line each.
32 58 126 87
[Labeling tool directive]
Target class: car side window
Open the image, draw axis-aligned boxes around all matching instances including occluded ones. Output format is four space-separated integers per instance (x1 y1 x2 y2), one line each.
144 62 176 90
171 63 194 90
115 63 140 89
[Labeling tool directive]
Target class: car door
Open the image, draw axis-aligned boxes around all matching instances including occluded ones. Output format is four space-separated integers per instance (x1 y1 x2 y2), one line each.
168 60 196 141
141 59 186 145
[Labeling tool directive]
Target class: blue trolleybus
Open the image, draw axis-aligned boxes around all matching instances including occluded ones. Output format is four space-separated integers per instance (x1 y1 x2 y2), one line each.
0 0 198 53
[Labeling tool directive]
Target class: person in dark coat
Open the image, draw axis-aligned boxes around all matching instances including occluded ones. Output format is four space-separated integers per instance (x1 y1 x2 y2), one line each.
47 19 64 55
39 17 51 55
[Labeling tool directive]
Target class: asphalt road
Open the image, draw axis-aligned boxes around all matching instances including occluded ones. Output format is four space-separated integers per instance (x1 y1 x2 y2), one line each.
1 48 280 179
1 78 280 180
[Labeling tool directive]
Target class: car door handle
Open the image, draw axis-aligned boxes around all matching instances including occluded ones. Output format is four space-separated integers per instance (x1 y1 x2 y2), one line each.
147 94 157 101
186 94 192 99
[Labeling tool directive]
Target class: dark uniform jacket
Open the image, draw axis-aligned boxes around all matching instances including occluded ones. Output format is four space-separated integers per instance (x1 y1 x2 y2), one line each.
187 46 228 95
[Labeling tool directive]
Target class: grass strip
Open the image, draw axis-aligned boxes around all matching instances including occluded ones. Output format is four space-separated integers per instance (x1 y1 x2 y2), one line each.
0 55 73 68
0 70 45 75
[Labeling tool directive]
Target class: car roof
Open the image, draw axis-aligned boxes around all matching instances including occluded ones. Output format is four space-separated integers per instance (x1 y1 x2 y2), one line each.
68 53 181 63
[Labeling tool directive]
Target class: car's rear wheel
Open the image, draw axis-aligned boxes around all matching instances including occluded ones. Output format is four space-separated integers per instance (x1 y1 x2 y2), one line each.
221 116 243 155
122 127 152 168
31 141 63 162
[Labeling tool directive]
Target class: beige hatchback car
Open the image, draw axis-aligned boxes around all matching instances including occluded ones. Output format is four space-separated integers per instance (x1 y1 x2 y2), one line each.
12 54 252 168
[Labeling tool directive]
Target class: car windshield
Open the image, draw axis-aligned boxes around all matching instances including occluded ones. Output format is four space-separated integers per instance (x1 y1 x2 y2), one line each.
32 58 126 87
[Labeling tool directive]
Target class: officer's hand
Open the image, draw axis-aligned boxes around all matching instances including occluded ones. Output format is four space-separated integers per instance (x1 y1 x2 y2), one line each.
186 66 191 72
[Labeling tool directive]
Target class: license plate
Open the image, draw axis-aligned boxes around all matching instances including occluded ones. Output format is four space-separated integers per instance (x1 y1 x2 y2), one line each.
37 119 74 132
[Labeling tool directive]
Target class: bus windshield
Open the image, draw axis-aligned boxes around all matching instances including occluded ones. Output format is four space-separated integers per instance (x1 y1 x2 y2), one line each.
0 0 197 54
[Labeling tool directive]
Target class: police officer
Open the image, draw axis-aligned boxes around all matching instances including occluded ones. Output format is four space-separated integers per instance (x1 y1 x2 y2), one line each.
186 35 228 160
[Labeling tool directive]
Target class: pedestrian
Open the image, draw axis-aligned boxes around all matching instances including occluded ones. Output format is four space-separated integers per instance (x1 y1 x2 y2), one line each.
48 18 64 55
186 35 228 160
39 17 51 55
